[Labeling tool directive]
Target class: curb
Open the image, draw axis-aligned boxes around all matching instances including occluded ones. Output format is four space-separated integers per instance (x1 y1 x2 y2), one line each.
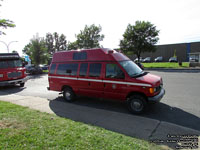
145 68 200 72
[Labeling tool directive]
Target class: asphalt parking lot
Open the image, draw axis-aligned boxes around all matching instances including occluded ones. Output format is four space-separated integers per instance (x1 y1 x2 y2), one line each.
1 70 200 132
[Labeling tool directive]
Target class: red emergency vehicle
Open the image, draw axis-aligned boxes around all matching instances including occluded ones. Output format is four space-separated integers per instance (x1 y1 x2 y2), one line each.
0 53 28 87
48 48 165 114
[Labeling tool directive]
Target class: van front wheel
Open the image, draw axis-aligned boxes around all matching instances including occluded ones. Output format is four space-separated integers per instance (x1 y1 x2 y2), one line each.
128 95 147 114
63 88 75 102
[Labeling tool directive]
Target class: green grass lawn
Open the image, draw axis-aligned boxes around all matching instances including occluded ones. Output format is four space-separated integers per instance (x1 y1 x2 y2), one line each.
142 62 189 68
0 101 167 150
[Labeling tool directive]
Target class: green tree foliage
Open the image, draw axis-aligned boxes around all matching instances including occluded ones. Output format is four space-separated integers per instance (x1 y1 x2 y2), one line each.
45 32 67 54
0 1 15 35
23 35 49 65
68 41 78 50
75 24 104 49
120 21 159 62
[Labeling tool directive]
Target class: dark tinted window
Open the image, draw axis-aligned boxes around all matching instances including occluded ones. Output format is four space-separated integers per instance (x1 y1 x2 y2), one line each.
0 61 8 69
49 64 56 74
57 63 78 76
106 64 125 79
79 63 88 77
89 63 102 77
73 52 87 60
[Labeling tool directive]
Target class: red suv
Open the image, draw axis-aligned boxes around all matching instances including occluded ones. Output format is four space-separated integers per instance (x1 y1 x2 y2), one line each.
48 48 165 114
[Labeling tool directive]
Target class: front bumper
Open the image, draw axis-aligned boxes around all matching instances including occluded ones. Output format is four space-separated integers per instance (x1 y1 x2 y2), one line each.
0 77 29 86
148 88 165 103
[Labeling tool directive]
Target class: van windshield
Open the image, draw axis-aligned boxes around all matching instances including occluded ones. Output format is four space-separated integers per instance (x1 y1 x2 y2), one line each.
0 60 22 69
119 60 143 77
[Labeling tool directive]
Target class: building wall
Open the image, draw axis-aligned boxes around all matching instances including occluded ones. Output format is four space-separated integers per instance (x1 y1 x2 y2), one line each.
131 41 200 62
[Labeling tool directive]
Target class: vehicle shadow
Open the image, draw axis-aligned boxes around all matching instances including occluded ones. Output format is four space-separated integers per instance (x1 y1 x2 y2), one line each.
27 73 47 79
0 85 26 95
49 96 200 149
49 97 200 131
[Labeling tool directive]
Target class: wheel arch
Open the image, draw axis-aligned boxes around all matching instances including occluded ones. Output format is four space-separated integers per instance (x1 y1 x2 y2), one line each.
61 85 73 91
126 91 147 102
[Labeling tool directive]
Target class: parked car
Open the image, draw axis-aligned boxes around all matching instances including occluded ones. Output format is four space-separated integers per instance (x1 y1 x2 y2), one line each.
48 48 165 114
134 57 143 63
39 64 49 70
143 57 151 63
154 56 163 62
26 65 43 75
189 56 198 62
169 57 178 62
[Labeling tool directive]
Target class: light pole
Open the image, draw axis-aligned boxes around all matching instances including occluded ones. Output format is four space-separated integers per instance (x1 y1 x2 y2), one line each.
0 40 18 53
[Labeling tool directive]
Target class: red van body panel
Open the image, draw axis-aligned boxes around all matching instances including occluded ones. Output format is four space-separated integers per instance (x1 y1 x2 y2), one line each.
48 48 165 103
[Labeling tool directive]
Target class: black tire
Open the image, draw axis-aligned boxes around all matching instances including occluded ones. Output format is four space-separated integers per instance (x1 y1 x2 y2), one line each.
127 95 147 114
63 87 75 102
20 83 25 87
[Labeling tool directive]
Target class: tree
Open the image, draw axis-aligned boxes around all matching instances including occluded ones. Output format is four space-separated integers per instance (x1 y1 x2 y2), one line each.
120 21 159 62
67 41 78 50
0 1 15 35
45 32 67 54
23 35 49 65
75 24 104 49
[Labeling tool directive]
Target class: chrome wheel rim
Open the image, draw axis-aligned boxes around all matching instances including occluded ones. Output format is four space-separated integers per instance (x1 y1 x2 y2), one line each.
65 91 71 100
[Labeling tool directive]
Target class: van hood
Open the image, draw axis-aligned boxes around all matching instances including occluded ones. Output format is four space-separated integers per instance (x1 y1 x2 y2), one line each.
136 73 161 87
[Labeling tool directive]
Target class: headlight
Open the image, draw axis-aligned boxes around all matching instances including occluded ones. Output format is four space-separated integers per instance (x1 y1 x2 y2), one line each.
0 74 3 78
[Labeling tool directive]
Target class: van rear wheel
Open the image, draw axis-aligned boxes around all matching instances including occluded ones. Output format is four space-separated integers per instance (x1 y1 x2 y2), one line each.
128 95 147 114
63 87 75 102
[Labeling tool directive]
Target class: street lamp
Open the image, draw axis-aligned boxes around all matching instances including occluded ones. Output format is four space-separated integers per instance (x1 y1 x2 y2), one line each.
0 40 18 53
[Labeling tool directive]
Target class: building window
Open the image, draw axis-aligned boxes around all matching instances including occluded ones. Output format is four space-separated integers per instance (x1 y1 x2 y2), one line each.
89 63 102 77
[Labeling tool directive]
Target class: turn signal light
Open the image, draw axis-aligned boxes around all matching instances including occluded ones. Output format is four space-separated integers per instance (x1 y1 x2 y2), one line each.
149 87 156 94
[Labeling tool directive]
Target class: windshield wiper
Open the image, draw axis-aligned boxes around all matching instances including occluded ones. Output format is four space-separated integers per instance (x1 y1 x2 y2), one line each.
131 71 149 78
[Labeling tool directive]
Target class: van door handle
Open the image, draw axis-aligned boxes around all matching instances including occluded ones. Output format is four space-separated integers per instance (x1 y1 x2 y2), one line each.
88 82 90 86
104 83 106 87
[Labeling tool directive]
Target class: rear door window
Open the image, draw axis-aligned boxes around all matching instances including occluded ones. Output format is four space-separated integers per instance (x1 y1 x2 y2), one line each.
89 63 102 77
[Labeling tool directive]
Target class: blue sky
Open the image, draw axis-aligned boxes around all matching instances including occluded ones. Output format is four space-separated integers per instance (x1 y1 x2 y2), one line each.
0 0 200 55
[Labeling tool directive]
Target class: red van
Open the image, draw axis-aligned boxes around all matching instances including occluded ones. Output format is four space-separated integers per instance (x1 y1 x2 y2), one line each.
0 53 28 87
48 48 165 114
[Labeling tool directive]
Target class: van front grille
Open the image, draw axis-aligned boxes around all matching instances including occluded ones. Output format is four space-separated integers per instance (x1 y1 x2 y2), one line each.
7 72 22 78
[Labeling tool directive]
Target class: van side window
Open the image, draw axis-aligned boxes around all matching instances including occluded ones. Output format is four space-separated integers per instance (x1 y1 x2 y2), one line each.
49 64 56 74
79 63 88 77
106 64 125 79
57 63 78 76
73 52 87 60
89 63 102 77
